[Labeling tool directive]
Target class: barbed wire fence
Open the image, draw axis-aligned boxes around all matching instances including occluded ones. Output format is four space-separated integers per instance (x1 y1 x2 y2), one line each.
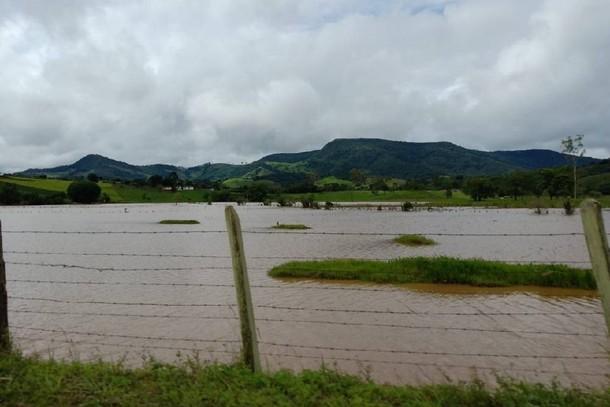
0 200 609 382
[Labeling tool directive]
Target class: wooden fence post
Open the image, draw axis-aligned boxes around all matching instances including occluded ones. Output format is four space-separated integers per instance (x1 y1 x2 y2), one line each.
580 199 610 333
0 220 9 351
225 206 261 372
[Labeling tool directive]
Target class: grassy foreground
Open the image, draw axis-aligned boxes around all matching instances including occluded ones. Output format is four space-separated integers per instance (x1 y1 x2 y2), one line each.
1 353 609 406
269 257 596 289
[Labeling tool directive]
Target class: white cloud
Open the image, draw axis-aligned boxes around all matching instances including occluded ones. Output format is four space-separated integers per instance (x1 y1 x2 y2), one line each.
0 0 608 172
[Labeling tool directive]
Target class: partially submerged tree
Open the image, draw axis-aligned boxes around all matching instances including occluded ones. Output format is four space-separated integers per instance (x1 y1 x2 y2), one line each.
560 135 585 199
67 181 101 204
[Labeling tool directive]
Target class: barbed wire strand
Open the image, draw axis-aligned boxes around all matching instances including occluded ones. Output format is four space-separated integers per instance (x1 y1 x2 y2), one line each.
8 295 600 315
8 308 604 337
11 335 238 355
11 325 240 345
3 250 592 264
5 261 265 272
262 352 608 377
256 304 603 316
3 229 594 237
258 341 608 360
8 295 235 308
11 326 606 359
10 309 238 321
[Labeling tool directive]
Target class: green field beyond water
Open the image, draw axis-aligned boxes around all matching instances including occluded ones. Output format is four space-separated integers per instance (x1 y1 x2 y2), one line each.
2 175 609 207
269 257 596 289
1 353 609 406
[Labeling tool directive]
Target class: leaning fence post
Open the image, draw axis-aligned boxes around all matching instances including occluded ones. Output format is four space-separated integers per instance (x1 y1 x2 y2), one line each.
225 206 261 372
0 221 9 351
580 199 610 333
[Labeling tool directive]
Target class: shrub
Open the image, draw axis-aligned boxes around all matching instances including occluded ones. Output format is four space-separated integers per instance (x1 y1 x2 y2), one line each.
324 201 334 210
401 201 414 212
67 181 101 204
0 183 20 204
563 199 574 215
300 195 317 209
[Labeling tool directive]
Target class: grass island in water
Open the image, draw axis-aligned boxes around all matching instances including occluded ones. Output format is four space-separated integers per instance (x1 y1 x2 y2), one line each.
394 234 437 246
159 219 200 225
272 223 311 230
269 256 595 289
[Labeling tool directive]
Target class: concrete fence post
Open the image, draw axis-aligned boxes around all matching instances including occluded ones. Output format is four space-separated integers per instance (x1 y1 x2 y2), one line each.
0 221 9 350
580 199 610 334
225 206 261 372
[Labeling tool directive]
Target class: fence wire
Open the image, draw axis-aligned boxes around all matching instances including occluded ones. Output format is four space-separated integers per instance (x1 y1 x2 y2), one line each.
2 221 609 383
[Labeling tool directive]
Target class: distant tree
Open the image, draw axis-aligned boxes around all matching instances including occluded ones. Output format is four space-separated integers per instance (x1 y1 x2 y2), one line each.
369 177 388 192
162 172 180 192
0 183 21 204
147 174 163 187
463 177 496 201
561 135 585 199
87 173 99 183
243 181 279 202
548 174 572 199
67 181 101 204
350 169 366 186
506 171 531 200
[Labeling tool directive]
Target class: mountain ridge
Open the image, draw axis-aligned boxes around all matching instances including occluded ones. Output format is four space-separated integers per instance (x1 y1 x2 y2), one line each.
17 138 600 182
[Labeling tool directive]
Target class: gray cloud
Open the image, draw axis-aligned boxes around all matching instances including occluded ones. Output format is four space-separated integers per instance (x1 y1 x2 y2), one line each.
1 0 608 172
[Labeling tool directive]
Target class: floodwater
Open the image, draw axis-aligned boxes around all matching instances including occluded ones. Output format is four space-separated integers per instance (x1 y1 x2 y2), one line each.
1 203 609 387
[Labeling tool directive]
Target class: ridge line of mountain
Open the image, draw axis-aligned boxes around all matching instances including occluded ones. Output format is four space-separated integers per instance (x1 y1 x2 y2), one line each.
16 138 600 182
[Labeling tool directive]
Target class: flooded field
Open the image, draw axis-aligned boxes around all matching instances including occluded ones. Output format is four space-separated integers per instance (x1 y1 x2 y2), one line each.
1 203 609 386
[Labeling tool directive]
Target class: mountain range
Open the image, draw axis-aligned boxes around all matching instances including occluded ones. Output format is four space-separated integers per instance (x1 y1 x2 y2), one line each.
17 138 599 182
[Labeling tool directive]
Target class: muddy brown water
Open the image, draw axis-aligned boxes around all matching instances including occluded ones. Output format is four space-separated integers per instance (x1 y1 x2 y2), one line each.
1 204 609 387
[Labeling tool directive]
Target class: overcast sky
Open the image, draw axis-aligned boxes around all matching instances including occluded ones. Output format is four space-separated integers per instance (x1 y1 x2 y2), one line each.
1 0 609 172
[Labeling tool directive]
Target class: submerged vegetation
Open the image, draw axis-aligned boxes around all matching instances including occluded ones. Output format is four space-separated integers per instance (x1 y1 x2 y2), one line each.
1 352 609 406
159 219 200 224
269 257 596 289
394 234 436 246
272 223 310 230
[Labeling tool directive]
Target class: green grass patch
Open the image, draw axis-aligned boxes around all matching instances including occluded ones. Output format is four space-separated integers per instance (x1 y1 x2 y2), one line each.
159 219 200 225
394 234 437 246
282 189 610 207
284 189 472 204
272 223 311 230
315 176 354 187
222 177 251 188
1 352 609 406
269 257 596 289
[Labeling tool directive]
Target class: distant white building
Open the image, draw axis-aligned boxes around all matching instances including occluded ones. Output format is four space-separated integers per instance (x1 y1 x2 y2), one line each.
162 185 194 191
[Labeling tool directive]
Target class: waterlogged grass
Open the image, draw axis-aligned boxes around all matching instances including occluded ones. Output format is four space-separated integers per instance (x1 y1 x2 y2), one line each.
1 353 609 406
272 223 311 230
159 219 200 224
269 257 596 289
285 189 471 204
4 175 608 207
394 234 437 246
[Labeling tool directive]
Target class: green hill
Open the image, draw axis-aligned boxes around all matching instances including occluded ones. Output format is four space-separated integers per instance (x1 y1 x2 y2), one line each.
16 138 601 182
